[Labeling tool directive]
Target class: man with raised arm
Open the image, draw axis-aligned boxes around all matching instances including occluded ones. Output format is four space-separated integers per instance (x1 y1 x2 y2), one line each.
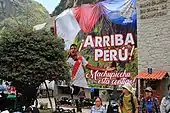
67 44 115 88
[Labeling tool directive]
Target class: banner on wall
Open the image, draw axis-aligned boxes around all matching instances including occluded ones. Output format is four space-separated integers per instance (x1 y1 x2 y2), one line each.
55 0 137 88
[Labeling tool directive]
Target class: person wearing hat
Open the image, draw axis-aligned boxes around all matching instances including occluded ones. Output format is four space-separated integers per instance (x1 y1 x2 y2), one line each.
119 83 139 113
160 84 170 113
139 87 160 113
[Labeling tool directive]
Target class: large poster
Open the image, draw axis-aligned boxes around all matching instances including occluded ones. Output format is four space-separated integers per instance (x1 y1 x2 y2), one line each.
55 0 137 88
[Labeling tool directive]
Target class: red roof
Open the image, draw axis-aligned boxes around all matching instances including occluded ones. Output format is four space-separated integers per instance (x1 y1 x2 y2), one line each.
136 70 168 80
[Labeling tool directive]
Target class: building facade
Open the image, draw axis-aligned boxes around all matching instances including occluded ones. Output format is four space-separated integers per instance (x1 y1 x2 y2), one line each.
137 0 170 97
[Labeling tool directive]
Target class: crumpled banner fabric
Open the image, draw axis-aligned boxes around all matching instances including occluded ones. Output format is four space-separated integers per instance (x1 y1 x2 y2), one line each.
72 4 102 33
55 9 81 50
99 0 137 28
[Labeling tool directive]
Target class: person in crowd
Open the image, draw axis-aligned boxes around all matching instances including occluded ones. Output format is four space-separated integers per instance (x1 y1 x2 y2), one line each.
91 97 106 113
78 88 86 99
70 84 74 100
160 84 170 113
139 87 160 113
119 83 139 113
9 86 16 95
90 87 95 100
0 92 7 111
77 88 86 113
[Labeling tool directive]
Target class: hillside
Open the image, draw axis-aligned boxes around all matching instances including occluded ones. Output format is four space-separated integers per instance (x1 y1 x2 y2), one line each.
0 0 49 30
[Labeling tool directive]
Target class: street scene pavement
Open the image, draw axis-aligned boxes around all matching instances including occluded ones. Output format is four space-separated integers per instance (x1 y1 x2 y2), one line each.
0 0 170 113
37 98 109 113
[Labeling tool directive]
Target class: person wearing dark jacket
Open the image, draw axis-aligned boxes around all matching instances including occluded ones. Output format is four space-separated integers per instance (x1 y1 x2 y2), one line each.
160 84 170 113
139 87 160 113
76 88 86 113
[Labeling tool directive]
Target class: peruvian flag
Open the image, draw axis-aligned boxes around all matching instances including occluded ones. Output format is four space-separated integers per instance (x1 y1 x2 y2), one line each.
55 4 102 50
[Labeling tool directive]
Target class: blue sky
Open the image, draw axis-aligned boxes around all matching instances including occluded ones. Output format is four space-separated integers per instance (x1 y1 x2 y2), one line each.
34 0 61 13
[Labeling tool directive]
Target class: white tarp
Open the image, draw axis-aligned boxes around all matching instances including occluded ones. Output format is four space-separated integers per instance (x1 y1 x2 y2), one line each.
39 80 55 90
33 23 47 31
55 9 81 50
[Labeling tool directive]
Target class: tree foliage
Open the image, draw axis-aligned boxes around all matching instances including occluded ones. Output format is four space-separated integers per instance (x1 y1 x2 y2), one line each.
0 28 70 105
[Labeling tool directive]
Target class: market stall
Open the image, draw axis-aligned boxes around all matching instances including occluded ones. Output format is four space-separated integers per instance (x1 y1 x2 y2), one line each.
136 70 169 103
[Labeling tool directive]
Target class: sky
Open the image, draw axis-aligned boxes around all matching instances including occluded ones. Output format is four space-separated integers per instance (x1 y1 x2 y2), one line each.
34 0 61 13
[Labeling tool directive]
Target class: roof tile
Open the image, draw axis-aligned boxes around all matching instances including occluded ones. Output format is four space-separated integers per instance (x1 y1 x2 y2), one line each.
136 70 168 80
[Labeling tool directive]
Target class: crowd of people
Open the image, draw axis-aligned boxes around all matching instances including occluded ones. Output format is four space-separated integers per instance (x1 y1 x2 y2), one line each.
1 43 169 113
89 83 170 113
67 44 170 113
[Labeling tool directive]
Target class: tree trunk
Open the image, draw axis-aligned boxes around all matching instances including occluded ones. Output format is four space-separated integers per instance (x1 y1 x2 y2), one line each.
44 81 53 112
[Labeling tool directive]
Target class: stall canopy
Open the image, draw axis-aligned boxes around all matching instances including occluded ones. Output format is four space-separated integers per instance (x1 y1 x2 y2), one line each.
136 70 168 80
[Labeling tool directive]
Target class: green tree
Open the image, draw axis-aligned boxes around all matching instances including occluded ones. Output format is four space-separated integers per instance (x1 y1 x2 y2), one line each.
0 28 70 107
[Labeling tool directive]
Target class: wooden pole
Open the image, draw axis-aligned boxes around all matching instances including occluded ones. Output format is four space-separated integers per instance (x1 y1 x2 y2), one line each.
54 19 57 39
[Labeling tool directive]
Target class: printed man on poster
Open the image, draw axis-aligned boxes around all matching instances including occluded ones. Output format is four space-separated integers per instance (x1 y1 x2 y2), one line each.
67 44 115 88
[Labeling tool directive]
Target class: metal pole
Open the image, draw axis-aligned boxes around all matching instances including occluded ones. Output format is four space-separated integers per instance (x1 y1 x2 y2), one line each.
138 79 140 99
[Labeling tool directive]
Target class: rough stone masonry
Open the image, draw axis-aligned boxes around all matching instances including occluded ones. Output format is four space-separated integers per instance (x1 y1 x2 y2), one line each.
137 0 170 92
137 0 170 72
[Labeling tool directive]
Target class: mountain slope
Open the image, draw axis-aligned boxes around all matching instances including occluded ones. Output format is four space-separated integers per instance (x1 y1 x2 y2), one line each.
0 0 49 30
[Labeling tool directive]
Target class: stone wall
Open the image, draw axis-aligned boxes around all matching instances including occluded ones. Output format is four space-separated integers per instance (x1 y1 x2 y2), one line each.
0 0 13 20
137 0 170 95
137 0 170 73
